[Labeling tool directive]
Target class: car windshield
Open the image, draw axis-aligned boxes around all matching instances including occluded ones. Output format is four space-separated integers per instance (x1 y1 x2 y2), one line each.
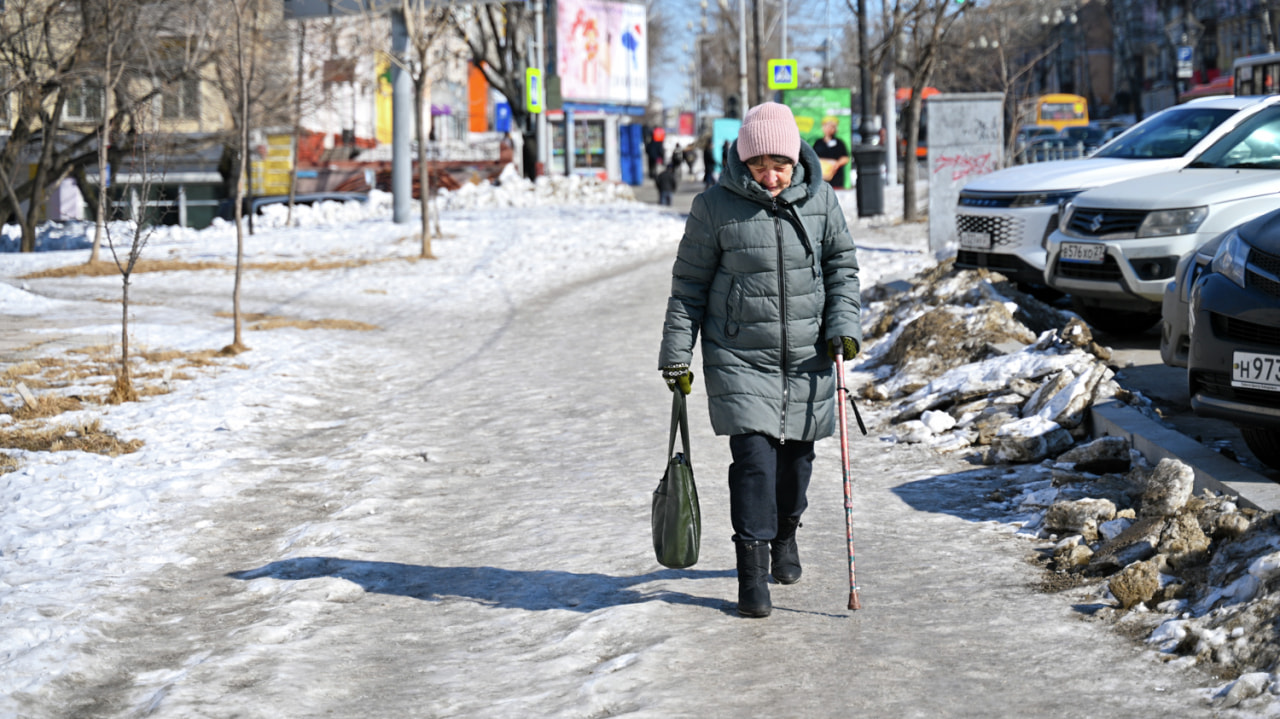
1093 107 1238 159
1186 106 1280 169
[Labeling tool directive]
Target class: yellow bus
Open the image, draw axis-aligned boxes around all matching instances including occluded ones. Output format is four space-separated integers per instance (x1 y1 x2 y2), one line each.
1029 93 1089 132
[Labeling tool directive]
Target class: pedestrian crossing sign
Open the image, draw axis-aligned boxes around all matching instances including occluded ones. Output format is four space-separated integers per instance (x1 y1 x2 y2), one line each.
526 68 543 114
767 59 799 90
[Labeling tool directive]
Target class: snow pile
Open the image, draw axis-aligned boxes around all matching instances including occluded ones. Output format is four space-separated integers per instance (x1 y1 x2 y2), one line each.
434 165 638 210
851 259 1280 711
853 261 1131 463
970 438 1280 712
0 222 94 253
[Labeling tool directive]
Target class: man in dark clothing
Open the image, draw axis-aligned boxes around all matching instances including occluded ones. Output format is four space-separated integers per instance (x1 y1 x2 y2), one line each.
647 137 664 178
655 164 677 206
813 116 851 189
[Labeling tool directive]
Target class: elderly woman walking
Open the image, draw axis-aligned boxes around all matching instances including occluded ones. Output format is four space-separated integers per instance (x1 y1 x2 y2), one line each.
658 102 862 618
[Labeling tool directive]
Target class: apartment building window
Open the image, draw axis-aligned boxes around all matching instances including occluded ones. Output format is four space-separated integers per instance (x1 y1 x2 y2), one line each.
162 77 200 120
64 78 103 122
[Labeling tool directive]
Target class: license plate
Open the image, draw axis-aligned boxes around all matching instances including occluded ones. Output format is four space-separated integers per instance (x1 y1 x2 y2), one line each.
1233 351 1280 391
959 231 991 250
1060 242 1107 263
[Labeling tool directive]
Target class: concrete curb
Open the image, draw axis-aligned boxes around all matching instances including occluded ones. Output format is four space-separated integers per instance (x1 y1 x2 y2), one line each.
1091 399 1280 512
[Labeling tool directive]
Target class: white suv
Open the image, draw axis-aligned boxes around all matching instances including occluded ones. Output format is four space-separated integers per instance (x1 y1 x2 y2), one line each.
1044 101 1280 335
956 96 1280 289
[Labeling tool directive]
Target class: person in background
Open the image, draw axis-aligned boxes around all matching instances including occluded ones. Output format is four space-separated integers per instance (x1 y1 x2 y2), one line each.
813 116 851 189
658 102 862 618
655 162 677 206
702 141 717 190
647 133 664 178
684 145 696 177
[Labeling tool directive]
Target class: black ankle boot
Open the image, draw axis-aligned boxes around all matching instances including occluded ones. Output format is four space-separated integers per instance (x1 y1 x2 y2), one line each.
735 540 772 618
771 518 802 585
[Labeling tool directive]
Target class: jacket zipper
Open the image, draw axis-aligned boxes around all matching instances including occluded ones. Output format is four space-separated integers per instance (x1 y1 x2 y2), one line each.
773 198 788 443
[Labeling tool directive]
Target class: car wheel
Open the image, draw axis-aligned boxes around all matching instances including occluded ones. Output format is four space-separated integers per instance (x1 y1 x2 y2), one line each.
1070 299 1161 336
1239 425 1280 471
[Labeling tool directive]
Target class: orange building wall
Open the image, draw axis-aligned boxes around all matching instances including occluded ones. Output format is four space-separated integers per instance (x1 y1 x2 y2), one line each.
469 65 489 133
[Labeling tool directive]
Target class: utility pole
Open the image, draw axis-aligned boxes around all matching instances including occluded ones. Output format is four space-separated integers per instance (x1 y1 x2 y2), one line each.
535 0 547 176
781 0 788 58
739 0 749 107
753 0 764 103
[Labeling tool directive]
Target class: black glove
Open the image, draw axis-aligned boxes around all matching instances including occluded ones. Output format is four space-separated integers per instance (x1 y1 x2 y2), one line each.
827 337 859 361
661 364 694 395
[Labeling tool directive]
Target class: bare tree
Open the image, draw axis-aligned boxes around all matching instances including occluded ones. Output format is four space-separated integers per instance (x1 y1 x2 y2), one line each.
221 0 258 354
83 0 133 264
102 115 169 403
893 0 971 221
211 0 292 354
287 19 306 227
944 3 1058 157
0 0 214 253
452 2 537 177
0 0 89 252
400 0 455 259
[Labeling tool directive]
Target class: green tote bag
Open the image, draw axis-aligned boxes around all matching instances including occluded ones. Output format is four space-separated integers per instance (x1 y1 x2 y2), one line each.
652 391 701 569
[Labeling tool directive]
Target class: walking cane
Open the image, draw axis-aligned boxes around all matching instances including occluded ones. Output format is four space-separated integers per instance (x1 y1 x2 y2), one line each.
835 352 863 611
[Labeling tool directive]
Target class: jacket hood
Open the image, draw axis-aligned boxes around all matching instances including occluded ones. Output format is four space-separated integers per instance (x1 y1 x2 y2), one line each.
722 139 823 205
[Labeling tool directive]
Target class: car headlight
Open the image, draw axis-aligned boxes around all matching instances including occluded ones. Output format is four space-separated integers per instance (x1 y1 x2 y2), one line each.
1210 229 1249 288
1136 206 1208 238
1010 190 1082 208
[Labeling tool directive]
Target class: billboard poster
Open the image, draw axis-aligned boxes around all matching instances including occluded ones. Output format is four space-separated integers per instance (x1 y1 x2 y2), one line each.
556 0 647 106
782 88 853 189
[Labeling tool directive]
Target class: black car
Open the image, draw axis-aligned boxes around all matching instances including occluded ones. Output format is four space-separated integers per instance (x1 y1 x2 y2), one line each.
1187 207 1280 469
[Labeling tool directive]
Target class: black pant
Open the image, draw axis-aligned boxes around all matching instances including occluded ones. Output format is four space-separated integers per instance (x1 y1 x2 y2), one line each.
728 433 815 543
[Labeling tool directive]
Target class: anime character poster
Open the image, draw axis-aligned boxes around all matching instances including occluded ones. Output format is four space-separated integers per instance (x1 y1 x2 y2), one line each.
557 0 647 106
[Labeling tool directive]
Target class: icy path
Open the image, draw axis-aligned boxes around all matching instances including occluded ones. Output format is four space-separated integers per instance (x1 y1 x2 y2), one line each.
24 245 1224 717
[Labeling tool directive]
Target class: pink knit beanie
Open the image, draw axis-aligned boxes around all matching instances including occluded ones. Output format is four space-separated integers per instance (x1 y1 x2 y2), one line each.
737 102 801 164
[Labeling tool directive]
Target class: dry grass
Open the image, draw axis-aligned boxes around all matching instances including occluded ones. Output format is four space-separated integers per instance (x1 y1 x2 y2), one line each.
214 311 378 332
0 452 17 474
104 373 139 405
0 418 143 456
23 259 231 279
11 394 84 420
20 256 401 280
245 258 394 272
4 346 238 420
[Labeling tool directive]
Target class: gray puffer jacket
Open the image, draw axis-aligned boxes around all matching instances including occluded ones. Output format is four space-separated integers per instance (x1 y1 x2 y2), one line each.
658 139 861 442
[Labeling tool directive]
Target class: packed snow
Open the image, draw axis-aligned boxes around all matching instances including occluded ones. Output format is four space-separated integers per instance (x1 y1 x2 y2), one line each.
1 169 1279 716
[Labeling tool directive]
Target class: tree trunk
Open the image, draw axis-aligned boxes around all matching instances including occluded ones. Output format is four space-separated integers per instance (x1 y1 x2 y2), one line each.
287 21 305 227
903 91 923 222
416 74 434 259
120 275 131 384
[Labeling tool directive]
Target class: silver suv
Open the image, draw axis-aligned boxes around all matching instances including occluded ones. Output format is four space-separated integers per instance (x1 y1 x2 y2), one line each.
1045 102 1280 335
956 96 1280 289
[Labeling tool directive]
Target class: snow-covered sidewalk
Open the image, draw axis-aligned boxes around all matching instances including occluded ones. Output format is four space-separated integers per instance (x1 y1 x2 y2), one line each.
0 178 1250 716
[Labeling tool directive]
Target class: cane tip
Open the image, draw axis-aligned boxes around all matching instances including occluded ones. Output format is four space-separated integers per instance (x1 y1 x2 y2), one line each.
848 589 862 611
